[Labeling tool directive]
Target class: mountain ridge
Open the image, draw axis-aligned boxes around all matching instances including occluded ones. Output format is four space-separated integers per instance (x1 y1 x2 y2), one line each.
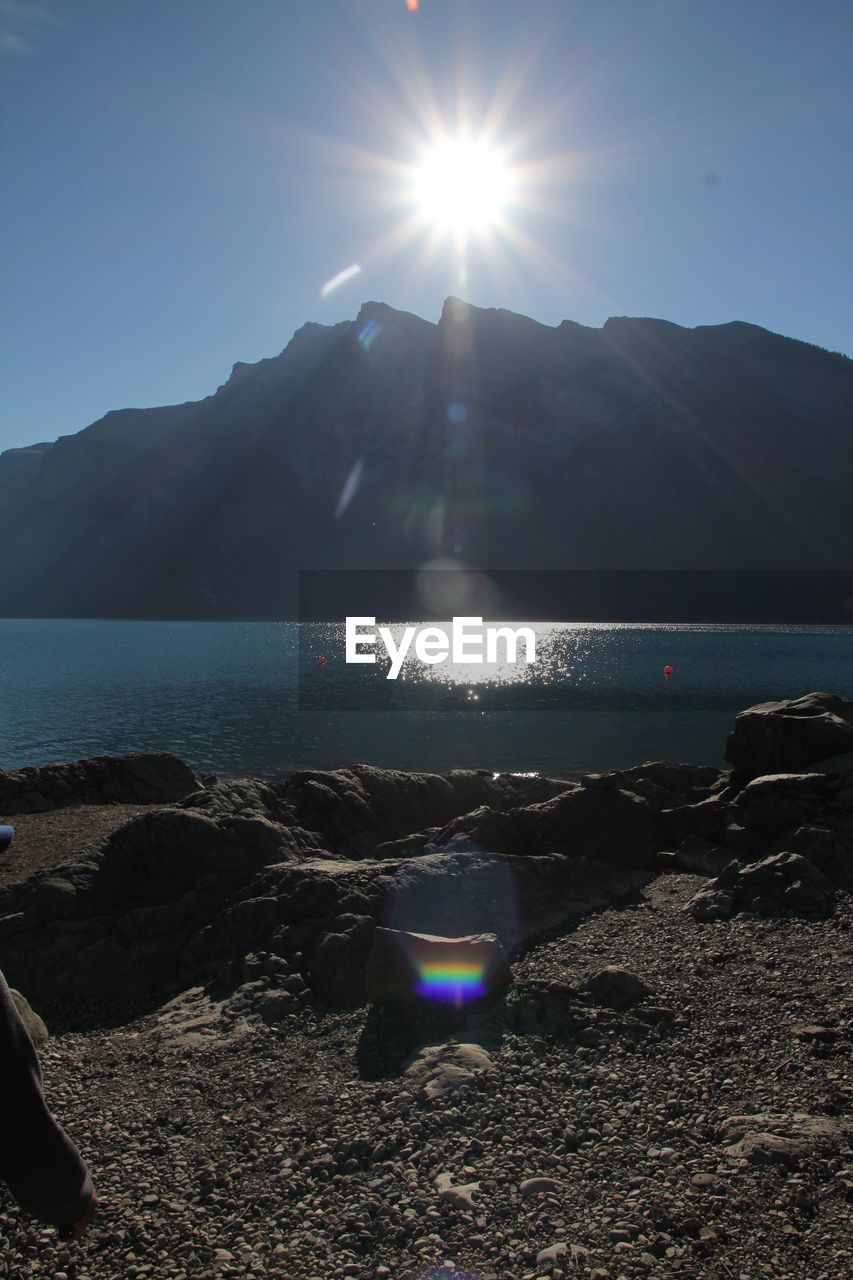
1 298 851 619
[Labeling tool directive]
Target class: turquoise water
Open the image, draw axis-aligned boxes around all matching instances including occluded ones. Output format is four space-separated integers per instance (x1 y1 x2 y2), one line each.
0 619 851 778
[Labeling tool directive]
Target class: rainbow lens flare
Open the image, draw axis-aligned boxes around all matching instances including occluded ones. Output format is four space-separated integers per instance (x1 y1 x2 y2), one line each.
414 956 487 1004
357 317 382 352
416 1264 480 1280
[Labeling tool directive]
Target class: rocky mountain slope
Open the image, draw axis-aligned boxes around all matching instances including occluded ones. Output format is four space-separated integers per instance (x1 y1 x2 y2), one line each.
2 300 851 618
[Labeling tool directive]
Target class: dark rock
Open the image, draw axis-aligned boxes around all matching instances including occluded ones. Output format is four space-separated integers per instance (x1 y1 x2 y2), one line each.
635 1005 676 1026
9 988 48 1046
810 749 853 775
0 752 202 815
0 755 657 1016
308 929 374 1008
790 1024 838 1043
580 965 653 1009
673 842 740 876
282 764 537 857
0 781 322 1006
733 772 829 837
505 977 658 1046
235 981 301 1025
505 980 588 1042
784 824 853 888
594 761 723 810
9 748 836 1029
380 846 650 954
428 776 669 871
738 851 835 914
664 793 740 845
154 986 253 1050
686 886 737 921
719 1113 853 1166
687 850 835 920
725 693 853 785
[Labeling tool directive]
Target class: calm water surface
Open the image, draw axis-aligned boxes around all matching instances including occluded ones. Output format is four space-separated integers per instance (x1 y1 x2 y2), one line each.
1 619 850 778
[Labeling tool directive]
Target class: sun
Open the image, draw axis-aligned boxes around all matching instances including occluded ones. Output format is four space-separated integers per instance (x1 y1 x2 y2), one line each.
413 139 512 233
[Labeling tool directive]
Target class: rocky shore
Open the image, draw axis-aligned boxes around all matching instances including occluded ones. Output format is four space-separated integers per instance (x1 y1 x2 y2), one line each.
0 692 851 1280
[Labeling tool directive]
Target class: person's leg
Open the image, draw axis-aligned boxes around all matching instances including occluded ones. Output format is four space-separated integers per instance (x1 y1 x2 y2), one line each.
0 967 94 1227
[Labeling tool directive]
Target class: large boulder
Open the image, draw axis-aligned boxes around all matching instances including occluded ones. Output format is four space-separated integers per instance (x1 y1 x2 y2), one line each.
725 693 853 785
686 850 836 920
663 793 742 846
732 772 830 837
579 965 653 1010
0 752 201 814
736 850 836 914
379 845 650 954
782 823 853 889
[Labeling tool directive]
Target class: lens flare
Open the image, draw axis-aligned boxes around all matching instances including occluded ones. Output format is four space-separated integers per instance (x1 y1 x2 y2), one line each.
334 457 364 518
415 958 487 1004
357 317 383 352
415 1265 482 1280
320 262 362 299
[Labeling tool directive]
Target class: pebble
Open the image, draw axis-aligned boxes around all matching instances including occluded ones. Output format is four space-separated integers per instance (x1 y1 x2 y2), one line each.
519 1176 564 1197
536 1242 567 1264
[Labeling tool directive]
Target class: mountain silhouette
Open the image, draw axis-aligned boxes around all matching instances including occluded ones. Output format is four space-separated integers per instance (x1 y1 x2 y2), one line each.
1 298 851 618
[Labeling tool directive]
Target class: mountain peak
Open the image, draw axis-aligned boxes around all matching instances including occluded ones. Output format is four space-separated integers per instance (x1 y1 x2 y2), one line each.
354 300 435 329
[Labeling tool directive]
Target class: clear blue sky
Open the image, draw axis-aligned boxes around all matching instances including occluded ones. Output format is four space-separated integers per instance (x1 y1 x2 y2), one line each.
1 0 851 453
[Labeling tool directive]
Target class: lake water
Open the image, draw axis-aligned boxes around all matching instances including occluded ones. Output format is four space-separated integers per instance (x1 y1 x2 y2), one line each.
1 619 851 779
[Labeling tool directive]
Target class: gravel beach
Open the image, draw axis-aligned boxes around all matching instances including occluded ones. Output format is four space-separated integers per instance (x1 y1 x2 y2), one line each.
1 797 851 1280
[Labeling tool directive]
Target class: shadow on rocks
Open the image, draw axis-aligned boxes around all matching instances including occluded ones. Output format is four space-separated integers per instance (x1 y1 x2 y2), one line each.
355 994 507 1081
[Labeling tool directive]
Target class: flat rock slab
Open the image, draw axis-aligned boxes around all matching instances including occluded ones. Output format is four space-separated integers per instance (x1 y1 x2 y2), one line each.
402 1040 495 1100
536 1241 568 1264
434 1172 480 1208
720 1112 853 1166
155 986 253 1050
